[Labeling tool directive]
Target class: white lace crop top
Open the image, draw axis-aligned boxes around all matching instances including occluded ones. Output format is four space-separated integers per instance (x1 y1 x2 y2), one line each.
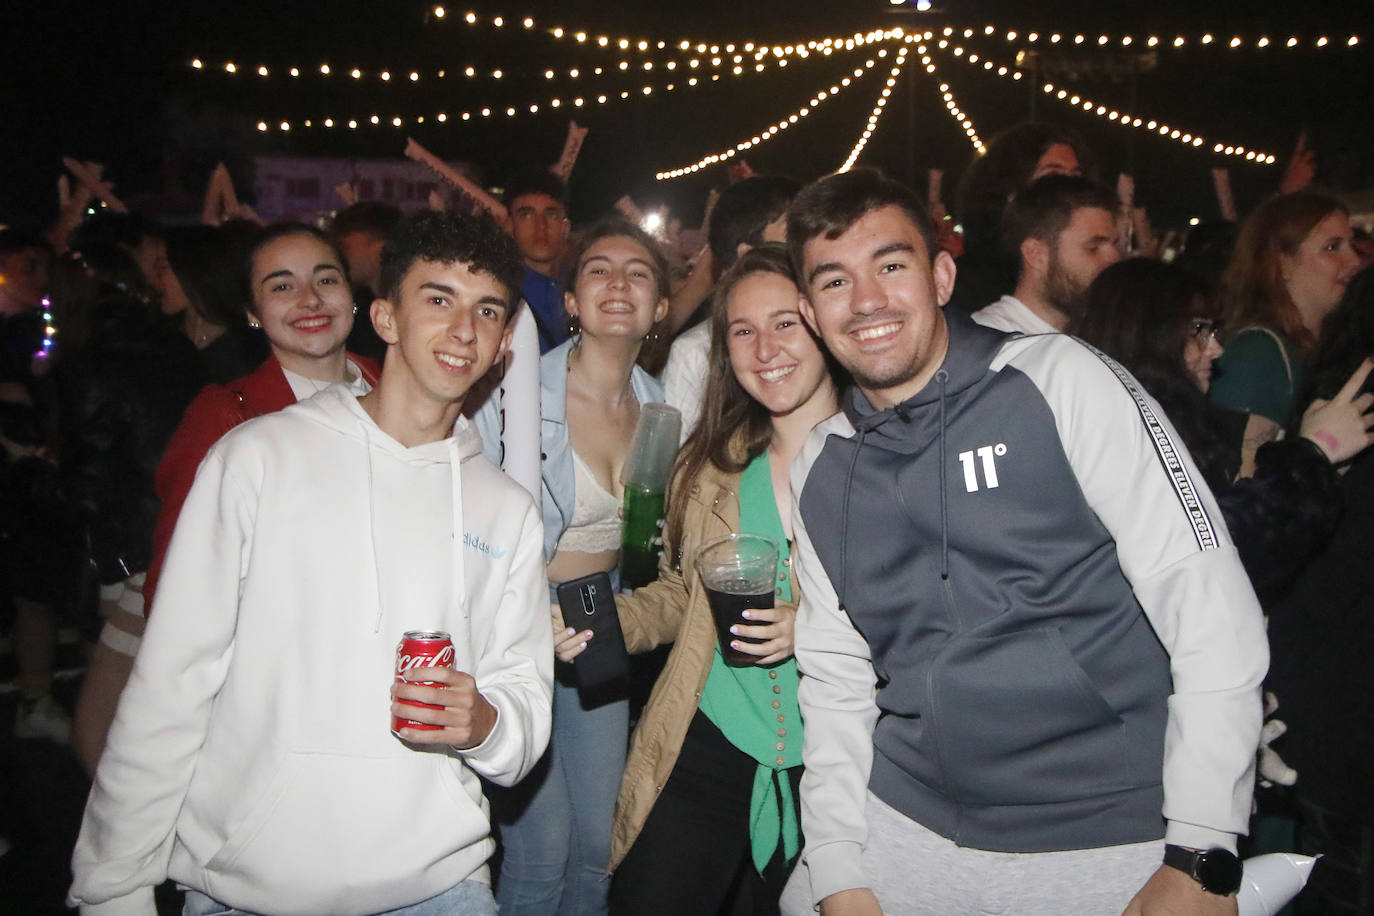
559 449 623 553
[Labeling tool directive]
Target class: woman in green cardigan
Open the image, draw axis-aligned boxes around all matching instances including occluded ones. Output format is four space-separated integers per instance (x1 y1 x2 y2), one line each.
556 244 839 914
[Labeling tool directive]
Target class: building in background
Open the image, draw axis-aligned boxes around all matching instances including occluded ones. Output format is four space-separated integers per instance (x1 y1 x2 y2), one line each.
252 155 480 222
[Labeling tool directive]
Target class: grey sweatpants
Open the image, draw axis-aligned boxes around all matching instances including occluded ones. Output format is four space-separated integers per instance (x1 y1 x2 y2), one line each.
779 790 1163 915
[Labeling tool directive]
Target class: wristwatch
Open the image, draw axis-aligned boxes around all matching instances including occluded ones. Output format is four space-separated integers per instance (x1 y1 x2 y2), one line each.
1163 844 1243 896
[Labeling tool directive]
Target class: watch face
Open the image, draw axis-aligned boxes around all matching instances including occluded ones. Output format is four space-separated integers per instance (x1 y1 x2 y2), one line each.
1197 849 1244 895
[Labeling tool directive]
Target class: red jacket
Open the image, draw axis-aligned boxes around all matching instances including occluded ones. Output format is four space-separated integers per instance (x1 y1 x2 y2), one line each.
142 353 381 610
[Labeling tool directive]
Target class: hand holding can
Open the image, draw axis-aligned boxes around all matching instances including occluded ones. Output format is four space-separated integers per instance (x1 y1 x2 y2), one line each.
391 630 498 749
391 665 497 749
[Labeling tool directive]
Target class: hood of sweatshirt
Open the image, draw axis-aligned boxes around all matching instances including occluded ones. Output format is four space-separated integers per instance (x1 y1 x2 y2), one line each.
290 384 484 631
830 312 1015 594
841 310 1013 455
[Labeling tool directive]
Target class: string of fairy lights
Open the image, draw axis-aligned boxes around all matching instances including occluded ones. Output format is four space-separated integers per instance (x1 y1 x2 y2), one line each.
193 20 1363 87
839 48 910 172
924 39 1279 163
655 51 893 179
925 23 1359 51
192 16 904 87
912 40 986 156
193 43 826 86
248 45 886 135
188 12 1364 177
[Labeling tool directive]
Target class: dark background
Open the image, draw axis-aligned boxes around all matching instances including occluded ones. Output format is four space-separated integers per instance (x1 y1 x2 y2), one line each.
2 0 1372 232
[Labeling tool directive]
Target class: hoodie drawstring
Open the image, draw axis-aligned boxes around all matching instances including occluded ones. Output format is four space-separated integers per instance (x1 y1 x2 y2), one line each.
360 421 471 635
361 420 386 633
448 437 469 624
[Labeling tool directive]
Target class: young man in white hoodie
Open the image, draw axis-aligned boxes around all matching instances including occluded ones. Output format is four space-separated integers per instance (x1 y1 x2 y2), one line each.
69 213 554 916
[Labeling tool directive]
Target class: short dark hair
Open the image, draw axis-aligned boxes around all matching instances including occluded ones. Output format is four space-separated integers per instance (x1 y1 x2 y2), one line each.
377 211 526 317
245 223 349 315
708 175 802 268
786 169 939 282
502 170 567 210
1001 173 1118 257
329 203 403 242
565 217 671 302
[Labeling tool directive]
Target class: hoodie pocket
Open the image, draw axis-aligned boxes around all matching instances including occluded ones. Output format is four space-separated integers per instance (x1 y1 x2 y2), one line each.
929 627 1133 806
203 751 487 904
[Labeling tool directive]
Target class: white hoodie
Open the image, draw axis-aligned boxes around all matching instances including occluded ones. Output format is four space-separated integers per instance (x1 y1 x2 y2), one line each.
69 385 553 916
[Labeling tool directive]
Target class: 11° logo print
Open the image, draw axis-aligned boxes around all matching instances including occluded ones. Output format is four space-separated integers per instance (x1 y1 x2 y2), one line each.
958 443 1007 492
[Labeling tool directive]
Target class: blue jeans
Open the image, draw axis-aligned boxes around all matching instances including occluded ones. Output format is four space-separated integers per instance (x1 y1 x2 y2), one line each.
182 879 497 916
493 677 628 916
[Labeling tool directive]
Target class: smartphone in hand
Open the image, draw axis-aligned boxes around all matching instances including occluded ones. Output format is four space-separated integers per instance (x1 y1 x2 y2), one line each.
556 572 629 690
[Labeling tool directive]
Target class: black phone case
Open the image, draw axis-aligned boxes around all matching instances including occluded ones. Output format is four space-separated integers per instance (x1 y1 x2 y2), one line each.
556 572 630 690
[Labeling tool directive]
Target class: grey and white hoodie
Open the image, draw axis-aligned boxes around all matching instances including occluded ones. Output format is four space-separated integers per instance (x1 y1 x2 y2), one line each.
790 313 1267 905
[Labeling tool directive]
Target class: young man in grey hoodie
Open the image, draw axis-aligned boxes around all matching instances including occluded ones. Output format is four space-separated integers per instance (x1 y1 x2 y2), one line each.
782 169 1265 916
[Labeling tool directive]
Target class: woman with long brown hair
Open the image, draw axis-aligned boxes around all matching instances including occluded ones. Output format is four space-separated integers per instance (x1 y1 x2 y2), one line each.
562 244 840 914
1210 191 1361 425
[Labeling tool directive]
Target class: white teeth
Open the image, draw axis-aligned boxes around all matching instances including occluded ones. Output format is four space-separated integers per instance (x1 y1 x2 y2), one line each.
759 366 795 381
294 316 330 328
436 353 471 369
854 322 901 341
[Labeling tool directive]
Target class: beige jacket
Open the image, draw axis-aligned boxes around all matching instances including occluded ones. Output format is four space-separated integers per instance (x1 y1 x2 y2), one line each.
609 457 798 872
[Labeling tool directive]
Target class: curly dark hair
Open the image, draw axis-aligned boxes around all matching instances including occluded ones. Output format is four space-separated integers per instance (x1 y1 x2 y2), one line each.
377 211 525 315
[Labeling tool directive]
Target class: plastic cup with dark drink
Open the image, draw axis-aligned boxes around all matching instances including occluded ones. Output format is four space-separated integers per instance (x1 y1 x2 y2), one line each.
695 534 779 666
619 403 682 589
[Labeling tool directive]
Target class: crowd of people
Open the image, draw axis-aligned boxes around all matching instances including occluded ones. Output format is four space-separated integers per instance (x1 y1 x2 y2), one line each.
2 117 1373 916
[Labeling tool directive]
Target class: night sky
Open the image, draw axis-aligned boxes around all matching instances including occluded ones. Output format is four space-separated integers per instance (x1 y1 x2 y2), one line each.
3 0 1371 231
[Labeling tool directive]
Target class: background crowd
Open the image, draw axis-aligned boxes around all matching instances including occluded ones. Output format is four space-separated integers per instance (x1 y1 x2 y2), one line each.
2 90 1374 915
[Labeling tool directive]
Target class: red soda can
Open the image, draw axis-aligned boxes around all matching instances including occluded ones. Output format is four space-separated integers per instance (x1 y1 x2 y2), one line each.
392 630 455 735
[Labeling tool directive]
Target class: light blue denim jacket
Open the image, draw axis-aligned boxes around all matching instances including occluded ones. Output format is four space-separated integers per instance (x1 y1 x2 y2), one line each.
474 338 665 562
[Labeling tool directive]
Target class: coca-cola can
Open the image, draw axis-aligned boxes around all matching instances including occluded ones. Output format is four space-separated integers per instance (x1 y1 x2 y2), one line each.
392 630 455 735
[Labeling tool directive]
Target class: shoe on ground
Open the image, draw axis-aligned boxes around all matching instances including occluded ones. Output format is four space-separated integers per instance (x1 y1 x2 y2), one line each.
14 692 72 743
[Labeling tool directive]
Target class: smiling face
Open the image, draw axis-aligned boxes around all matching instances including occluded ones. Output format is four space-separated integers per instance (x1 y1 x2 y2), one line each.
725 270 831 417
249 232 354 375
798 205 956 409
1283 210 1360 327
565 234 668 342
371 259 513 409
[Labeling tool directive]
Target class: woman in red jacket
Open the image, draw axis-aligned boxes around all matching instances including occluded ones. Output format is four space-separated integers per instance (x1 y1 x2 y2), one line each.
72 223 381 773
